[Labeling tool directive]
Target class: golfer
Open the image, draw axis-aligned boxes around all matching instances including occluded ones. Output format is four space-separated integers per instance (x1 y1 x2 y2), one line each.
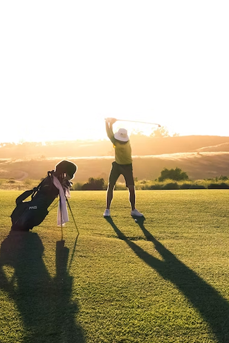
103 118 143 217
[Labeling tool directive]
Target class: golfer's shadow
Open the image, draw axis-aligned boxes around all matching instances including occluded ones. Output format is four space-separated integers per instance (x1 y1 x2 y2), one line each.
105 217 229 343
0 231 85 343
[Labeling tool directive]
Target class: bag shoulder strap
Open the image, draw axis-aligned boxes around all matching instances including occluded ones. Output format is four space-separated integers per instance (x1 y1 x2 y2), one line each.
15 170 54 205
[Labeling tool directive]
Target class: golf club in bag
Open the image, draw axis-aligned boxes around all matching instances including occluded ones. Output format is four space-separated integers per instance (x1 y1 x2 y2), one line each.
10 160 77 231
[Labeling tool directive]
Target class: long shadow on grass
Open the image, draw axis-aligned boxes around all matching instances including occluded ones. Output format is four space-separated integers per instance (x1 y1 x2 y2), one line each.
0 231 85 343
105 217 229 343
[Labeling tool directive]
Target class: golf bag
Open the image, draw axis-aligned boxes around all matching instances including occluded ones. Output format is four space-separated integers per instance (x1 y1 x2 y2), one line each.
10 160 77 231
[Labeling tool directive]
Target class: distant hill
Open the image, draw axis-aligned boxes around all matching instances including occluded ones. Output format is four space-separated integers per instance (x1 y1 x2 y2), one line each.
1 135 229 181
1 135 229 158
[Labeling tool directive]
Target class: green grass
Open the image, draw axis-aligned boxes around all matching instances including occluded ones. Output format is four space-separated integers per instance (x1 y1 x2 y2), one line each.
1 190 229 342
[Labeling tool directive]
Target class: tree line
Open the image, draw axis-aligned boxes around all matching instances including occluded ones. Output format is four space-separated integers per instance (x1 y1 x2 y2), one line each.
72 168 229 190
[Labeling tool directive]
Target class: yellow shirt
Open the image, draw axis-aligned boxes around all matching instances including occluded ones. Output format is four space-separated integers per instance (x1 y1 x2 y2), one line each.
114 140 132 165
105 121 132 164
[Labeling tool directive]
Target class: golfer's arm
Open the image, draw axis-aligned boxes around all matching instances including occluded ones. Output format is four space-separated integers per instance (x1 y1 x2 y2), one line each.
106 122 116 144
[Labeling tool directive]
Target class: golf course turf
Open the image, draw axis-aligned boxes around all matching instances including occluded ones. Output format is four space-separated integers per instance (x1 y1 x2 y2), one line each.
0 190 229 343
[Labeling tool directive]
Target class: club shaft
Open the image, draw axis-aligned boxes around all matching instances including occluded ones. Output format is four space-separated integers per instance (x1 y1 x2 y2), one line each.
116 119 161 126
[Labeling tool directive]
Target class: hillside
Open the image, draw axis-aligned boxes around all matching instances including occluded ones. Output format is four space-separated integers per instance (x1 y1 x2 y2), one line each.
1 135 229 182
1 135 229 158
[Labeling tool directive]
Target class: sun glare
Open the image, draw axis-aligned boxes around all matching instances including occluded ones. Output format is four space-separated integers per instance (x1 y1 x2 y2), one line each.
0 2 229 143
4 112 229 144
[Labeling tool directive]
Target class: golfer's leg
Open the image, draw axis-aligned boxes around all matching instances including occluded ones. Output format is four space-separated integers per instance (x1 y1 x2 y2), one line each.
128 184 144 217
128 185 136 210
106 162 120 210
123 164 135 210
106 183 114 209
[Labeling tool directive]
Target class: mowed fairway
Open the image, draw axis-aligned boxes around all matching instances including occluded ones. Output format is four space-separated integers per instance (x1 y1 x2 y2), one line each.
1 190 229 343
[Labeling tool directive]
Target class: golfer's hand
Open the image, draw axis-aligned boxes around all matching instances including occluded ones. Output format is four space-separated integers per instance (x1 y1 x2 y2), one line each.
105 117 117 124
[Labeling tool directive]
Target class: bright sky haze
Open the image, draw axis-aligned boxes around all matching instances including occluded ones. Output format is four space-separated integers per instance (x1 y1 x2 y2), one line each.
0 1 229 143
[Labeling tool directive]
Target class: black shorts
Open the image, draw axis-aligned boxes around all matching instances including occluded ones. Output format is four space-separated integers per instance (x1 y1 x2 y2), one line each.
109 162 134 187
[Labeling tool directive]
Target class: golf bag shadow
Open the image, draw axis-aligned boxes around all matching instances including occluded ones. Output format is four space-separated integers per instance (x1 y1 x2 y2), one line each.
10 160 77 232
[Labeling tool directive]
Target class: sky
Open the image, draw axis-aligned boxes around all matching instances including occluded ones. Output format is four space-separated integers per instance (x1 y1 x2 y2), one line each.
0 1 229 143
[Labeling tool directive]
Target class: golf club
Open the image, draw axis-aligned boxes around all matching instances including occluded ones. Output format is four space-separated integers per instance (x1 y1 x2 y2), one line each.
106 118 161 127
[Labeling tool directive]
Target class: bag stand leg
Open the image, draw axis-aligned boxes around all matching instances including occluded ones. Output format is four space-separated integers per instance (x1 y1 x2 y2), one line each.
66 198 79 272
59 195 64 241
66 198 79 235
